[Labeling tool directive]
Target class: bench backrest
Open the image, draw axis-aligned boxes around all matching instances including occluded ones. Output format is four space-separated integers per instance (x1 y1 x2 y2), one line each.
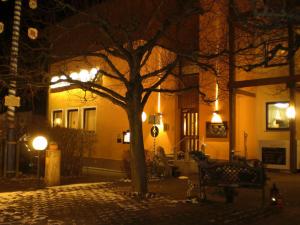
199 161 266 187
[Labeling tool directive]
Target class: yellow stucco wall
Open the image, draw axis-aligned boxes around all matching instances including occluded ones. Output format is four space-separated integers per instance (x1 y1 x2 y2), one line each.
48 46 178 163
49 88 177 160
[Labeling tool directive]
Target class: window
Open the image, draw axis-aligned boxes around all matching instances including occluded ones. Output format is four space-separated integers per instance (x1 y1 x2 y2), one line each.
83 107 96 131
53 110 63 127
266 102 290 130
67 109 79 129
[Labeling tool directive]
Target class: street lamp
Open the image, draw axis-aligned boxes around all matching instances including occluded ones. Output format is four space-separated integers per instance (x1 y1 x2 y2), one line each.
32 135 48 179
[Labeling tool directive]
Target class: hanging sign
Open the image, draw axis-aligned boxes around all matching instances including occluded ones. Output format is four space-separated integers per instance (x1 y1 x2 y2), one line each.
4 95 20 107
150 125 159 138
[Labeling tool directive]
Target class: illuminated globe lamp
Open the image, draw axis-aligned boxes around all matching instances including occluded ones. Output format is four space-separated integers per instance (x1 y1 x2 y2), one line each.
32 136 48 151
32 135 48 179
79 69 89 82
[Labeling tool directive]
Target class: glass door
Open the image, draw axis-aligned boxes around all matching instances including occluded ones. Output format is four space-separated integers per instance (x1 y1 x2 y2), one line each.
181 108 199 156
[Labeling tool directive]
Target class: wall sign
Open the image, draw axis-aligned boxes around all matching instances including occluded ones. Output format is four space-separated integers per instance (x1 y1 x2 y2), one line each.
151 125 159 137
206 122 227 138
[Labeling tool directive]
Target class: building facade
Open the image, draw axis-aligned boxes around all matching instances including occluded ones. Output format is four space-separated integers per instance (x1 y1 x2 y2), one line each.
48 0 300 174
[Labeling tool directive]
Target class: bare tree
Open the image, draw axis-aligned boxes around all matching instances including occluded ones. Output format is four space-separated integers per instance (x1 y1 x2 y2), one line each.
44 0 221 194
2 0 299 193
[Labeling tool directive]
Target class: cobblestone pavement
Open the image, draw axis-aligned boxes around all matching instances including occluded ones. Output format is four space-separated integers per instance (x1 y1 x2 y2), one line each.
0 182 279 225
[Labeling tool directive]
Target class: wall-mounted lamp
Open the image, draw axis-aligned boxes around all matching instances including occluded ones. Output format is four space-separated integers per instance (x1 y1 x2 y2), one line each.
211 111 222 123
123 130 130 144
286 105 296 119
141 112 147 122
211 82 222 123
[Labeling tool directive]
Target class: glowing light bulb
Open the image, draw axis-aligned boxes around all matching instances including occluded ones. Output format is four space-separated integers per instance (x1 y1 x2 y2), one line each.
211 112 222 123
286 106 296 119
32 136 48 151
79 69 89 82
70 72 79 80
141 112 147 122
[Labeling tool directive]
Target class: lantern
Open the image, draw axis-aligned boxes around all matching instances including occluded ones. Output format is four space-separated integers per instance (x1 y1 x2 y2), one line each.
28 27 38 40
0 22 4 34
29 0 37 9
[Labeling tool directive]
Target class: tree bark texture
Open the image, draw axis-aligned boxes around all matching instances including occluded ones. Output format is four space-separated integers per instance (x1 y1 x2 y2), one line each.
126 73 148 194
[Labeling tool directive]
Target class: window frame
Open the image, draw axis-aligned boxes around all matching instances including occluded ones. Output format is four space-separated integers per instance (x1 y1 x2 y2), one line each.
82 107 97 132
266 101 290 131
52 109 63 127
67 108 79 129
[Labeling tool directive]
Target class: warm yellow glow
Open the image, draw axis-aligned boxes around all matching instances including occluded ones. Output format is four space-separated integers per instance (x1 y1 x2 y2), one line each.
51 76 59 83
50 67 99 89
157 92 161 113
157 114 163 130
29 0 38 9
32 136 48 151
0 22 4 34
123 131 130 143
275 110 282 120
211 82 222 123
90 68 98 79
215 83 219 111
141 112 147 122
211 112 222 123
286 106 296 119
54 118 62 127
28 27 38 40
156 84 163 130
70 72 79 80
50 75 70 89
275 103 289 108
79 69 89 82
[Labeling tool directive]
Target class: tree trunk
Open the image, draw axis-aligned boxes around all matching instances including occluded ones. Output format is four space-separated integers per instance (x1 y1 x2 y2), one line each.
127 98 148 194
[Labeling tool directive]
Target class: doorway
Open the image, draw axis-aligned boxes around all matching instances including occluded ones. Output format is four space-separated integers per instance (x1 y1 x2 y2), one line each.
181 108 199 154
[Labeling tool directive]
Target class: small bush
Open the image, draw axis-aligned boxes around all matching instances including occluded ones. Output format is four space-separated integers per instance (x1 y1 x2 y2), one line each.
49 127 96 176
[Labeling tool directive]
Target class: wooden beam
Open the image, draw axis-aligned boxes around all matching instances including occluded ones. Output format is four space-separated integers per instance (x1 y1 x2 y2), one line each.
230 75 300 89
288 23 297 172
236 89 256 97
228 0 236 161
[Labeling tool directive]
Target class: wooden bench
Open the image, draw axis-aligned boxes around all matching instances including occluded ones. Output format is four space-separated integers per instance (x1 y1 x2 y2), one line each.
191 152 267 203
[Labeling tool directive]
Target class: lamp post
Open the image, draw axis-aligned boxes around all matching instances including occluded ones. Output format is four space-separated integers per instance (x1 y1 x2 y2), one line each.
5 0 22 177
1 0 38 177
32 135 48 179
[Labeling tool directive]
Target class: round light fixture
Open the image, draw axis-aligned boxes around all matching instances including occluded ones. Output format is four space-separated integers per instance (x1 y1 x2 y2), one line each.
286 106 296 119
141 112 147 122
32 136 48 151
